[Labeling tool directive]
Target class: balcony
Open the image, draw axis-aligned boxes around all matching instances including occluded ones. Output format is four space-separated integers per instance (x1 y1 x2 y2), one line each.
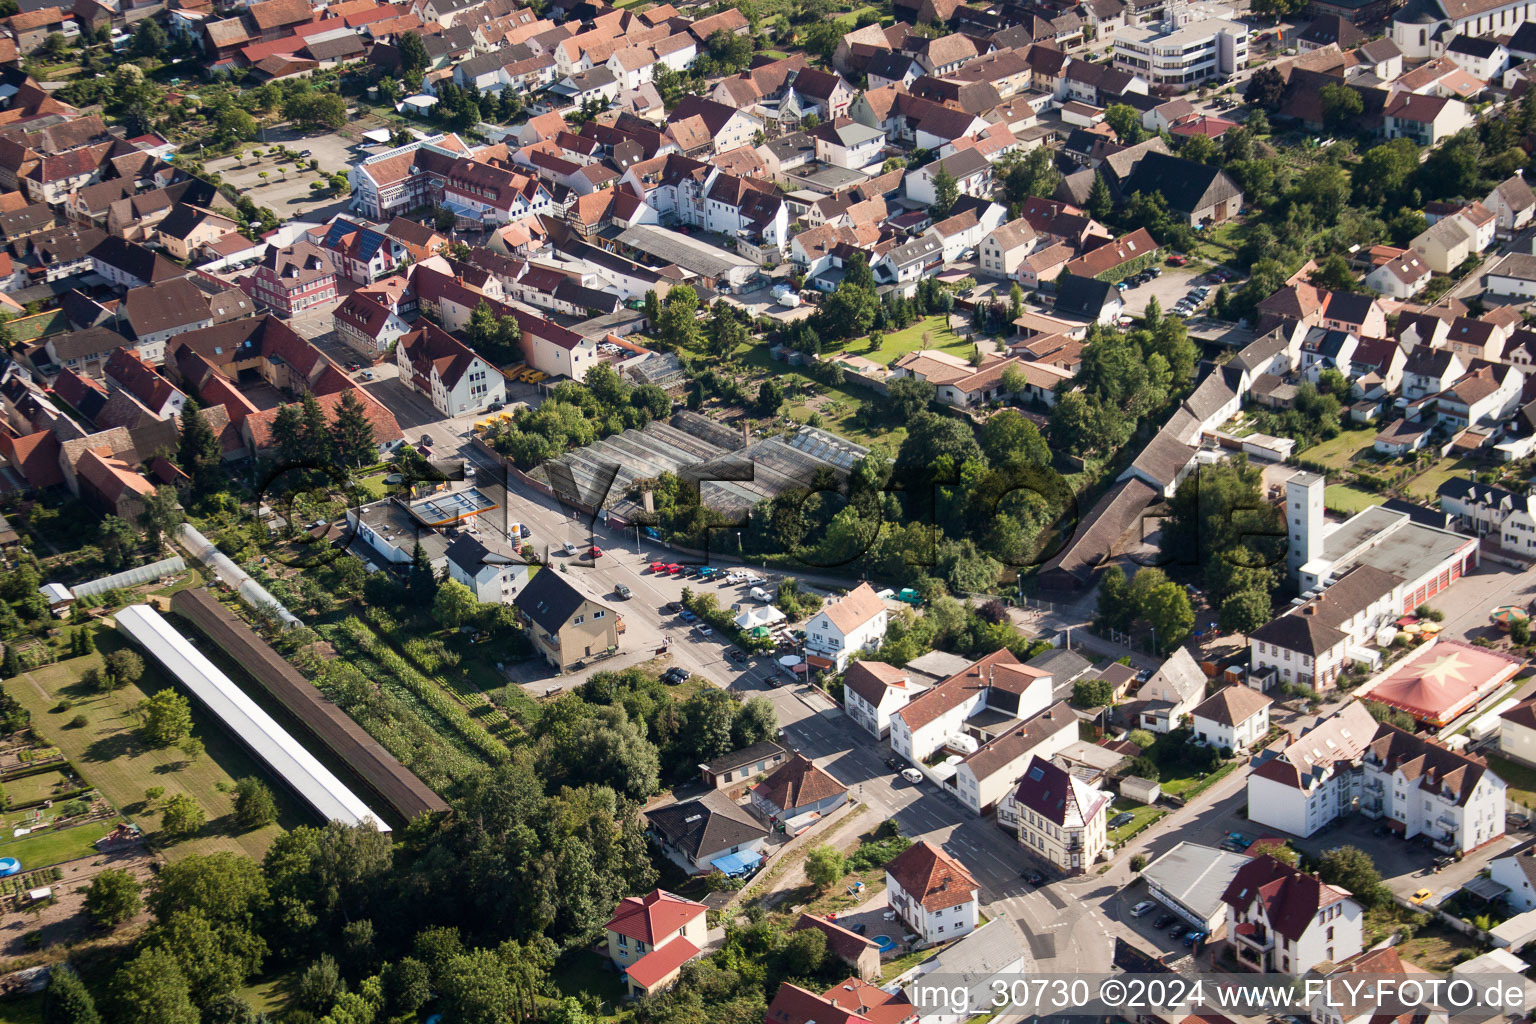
1232 923 1273 952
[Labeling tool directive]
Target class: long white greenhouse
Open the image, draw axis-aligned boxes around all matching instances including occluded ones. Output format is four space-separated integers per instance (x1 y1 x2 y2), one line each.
115 604 389 832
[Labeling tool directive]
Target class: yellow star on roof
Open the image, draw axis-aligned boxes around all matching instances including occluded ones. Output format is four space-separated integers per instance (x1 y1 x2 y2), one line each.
1418 651 1471 687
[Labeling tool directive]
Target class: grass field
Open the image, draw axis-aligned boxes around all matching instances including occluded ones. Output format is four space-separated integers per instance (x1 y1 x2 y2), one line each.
836 315 976 366
1325 484 1384 514
0 819 119 870
1406 456 1482 501
9 646 303 861
1487 755 1536 807
0 991 42 1024
3 769 75 807
1107 799 1165 846
1301 426 1380 470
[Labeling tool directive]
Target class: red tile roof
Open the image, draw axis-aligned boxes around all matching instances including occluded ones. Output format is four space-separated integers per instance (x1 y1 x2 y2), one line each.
622 937 700 990
605 889 706 944
885 840 977 913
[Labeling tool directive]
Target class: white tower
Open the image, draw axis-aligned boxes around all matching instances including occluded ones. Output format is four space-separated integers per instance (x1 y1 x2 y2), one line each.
1286 471 1324 583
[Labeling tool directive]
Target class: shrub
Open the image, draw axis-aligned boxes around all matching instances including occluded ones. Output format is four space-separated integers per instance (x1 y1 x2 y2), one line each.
1130 853 1148 871
67 715 87 729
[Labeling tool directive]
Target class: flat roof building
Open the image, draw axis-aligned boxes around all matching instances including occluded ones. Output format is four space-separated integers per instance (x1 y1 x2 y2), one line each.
1140 841 1250 933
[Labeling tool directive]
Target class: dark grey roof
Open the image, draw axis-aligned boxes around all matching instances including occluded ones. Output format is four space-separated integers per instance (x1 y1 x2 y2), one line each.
646 796 769 859
1025 647 1093 682
443 532 522 574
1446 33 1501 57
1323 291 1377 326
1298 14 1364 46
868 50 918 80
1123 151 1241 215
1509 21 1536 56
512 565 603 634
700 740 787 775
1054 273 1116 318
1248 610 1347 656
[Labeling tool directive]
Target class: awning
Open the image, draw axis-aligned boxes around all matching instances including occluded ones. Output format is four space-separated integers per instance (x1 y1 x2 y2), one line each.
1463 875 1511 902
711 849 762 876
806 654 835 670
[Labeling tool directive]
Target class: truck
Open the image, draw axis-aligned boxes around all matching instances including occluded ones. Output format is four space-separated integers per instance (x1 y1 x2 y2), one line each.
897 588 923 606
750 586 773 603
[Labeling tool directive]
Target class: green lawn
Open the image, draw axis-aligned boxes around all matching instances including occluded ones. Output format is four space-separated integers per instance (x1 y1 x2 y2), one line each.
1487 754 1536 807
831 4 880 24
1325 484 1384 515
1301 425 1380 470
1406 456 1482 501
9 643 304 862
551 949 625 1015
836 315 976 366
1107 799 1165 846
3 769 76 807
1189 221 1241 265
1160 761 1238 800
0 992 43 1024
0 819 119 871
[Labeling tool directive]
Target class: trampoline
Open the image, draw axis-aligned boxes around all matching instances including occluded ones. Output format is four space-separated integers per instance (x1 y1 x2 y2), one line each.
408 488 498 526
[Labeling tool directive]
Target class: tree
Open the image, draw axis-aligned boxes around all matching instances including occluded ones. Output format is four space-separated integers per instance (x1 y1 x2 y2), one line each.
409 542 437 602
1103 104 1144 144
1145 581 1195 649
1248 838 1298 865
819 278 880 340
398 30 429 72
105 648 144 689
1317 846 1390 907
138 486 183 552
112 948 199 1024
438 949 518 1024
930 164 958 219
731 697 778 748
656 285 703 350
282 91 347 131
1320 83 1364 130
979 409 1049 467
177 400 223 499
233 778 278 830
432 578 478 630
1309 253 1356 292
1088 172 1113 221
706 303 750 358
160 794 206 837
129 18 167 58
295 954 345 1015
1001 147 1060 207
1246 66 1285 111
805 845 846 890
43 964 100 1024
1218 590 1272 634
137 689 192 746
383 958 431 1018
1071 678 1114 707
84 869 142 928
331 390 378 467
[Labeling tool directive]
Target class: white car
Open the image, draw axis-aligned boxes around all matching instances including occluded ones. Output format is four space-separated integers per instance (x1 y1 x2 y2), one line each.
556 542 578 557
900 768 923 784
1130 900 1157 918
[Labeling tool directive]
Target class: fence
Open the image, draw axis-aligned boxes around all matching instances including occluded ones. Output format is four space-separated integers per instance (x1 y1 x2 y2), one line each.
71 556 187 599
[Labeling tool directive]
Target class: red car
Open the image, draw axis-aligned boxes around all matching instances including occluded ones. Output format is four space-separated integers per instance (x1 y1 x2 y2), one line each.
649 562 666 573
1167 254 1188 266
664 563 683 574
590 545 604 558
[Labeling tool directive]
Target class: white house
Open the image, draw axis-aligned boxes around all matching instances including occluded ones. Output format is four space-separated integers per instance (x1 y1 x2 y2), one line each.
1485 174 1536 233
396 322 506 416
1247 564 1399 692
1249 702 1506 853
1222 854 1363 975
842 660 931 739
884 840 980 945
804 582 889 673
444 533 531 604
949 701 1077 816
1500 698 1536 767
889 650 1053 763
1135 646 1207 733
1490 848 1536 912
906 148 993 208
1191 685 1273 752
1000 755 1110 874
1364 250 1433 300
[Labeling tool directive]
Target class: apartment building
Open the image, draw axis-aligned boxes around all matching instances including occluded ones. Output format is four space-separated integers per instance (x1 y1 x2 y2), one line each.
1112 16 1248 87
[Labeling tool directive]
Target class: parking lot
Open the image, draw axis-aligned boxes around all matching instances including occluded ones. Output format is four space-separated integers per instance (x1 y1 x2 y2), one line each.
1120 262 1241 320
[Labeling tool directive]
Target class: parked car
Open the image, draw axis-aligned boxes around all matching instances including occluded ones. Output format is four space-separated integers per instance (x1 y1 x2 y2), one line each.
1183 930 1207 947
1153 913 1176 929
900 768 923 784
1130 901 1156 918
1109 812 1135 829
696 625 713 637
1509 813 1530 830
1410 888 1434 905
1168 924 1186 940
